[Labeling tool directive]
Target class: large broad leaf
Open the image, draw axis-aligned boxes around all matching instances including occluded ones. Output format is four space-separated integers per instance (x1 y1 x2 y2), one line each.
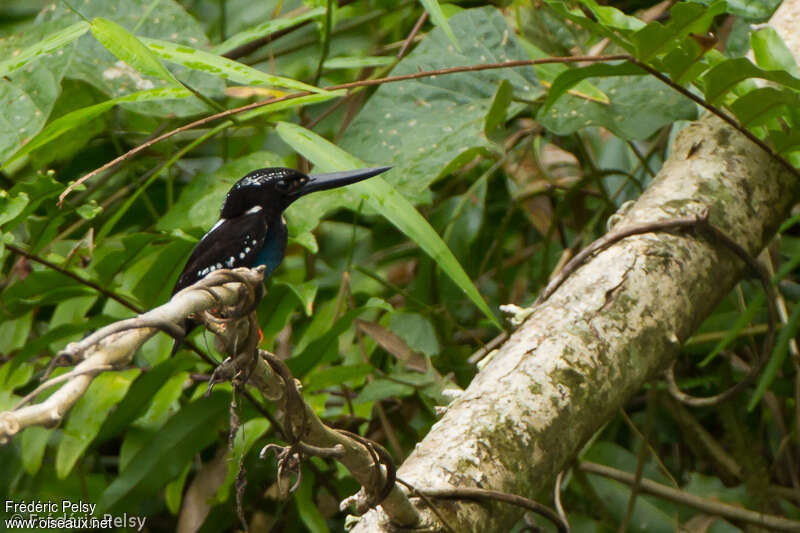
0 21 88 78
750 27 800 77
38 0 224 117
538 66 698 140
338 6 542 203
701 57 800 105
276 121 500 328
0 18 78 163
4 87 191 167
706 0 780 20
631 0 727 61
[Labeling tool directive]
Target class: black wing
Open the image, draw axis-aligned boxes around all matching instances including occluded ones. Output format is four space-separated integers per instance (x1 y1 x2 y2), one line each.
172 211 269 295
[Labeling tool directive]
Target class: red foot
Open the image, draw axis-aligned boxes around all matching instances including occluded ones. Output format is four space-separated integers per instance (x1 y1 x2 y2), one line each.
258 328 264 345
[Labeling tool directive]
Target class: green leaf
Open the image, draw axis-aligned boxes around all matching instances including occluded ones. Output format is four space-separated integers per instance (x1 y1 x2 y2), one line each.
295 468 329 533
237 90 343 121
288 307 368 378
21 427 51 475
91 17 180 86
96 355 196 444
289 231 319 254
0 19 76 163
276 121 499 328
729 86 800 127
92 233 159 285
76 200 103 220
0 190 29 227
165 462 191 514
56 369 140 478
99 391 230 512
0 21 89 78
1 360 34 390
542 0 634 52
158 151 285 232
29 79 108 167
0 311 33 354
700 292 765 367
659 39 719 86
585 442 679 523
577 0 645 31
304 364 373 393
419 0 461 51
276 280 318 317
141 37 328 94
131 238 196 307
213 7 327 55
631 0 726 61
770 127 800 156
7 172 63 228
48 295 98 352
2 271 95 316
339 7 541 204
750 27 800 77
259 285 303 344
748 300 800 411
3 87 191 167
12 318 113 367
539 64 697 140
133 371 189 430
389 312 440 357
39 0 224 117
484 79 513 137
355 379 416 403
701 57 800 105
718 0 780 20
542 62 644 112
516 35 609 103
215 418 271 503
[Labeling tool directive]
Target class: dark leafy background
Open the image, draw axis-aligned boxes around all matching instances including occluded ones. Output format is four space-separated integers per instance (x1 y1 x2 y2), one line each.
1 0 799 531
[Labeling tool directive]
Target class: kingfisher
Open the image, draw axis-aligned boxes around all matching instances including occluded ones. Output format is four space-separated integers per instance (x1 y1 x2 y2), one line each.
170 165 391 355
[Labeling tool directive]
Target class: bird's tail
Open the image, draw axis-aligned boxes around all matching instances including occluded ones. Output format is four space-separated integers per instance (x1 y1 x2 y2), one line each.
170 319 197 356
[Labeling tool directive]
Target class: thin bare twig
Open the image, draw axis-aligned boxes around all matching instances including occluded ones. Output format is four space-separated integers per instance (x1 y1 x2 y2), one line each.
6 243 143 313
58 54 630 205
419 486 569 533
397 11 427 59
580 462 800 532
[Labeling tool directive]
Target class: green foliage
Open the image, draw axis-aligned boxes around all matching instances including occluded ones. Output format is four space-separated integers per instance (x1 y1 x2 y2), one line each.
1 0 798 531
340 6 542 199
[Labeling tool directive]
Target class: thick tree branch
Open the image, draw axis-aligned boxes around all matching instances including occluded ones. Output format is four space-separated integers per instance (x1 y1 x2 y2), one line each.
0 267 265 442
349 86 800 533
0 265 422 526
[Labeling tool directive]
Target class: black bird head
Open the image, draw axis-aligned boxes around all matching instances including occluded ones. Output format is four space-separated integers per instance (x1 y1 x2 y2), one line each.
220 166 392 219
169 164 390 356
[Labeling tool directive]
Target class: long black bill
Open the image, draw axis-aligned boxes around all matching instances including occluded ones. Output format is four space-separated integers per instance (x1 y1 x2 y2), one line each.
298 166 392 196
